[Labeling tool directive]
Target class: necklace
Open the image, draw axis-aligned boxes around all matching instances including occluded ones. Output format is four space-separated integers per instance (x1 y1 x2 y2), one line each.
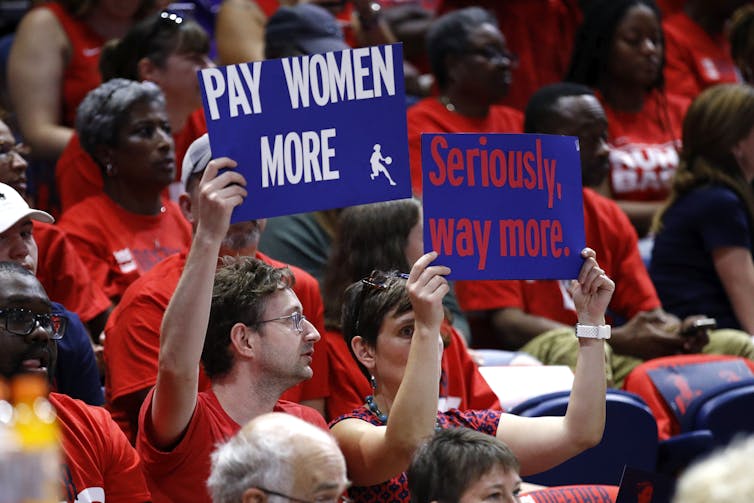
365 395 388 423
365 395 442 431
439 95 456 113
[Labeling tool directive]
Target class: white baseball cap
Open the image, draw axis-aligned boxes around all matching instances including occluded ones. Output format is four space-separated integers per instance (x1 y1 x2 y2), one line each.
0 182 54 233
181 133 212 191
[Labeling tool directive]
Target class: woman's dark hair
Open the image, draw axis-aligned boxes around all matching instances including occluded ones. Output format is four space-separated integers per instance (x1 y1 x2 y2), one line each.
341 273 413 380
322 198 421 331
729 4 754 83
653 83 754 246
99 10 209 82
566 0 664 90
425 7 498 91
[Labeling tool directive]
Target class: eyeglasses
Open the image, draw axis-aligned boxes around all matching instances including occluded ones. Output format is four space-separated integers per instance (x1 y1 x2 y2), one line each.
256 487 353 503
467 46 519 67
353 270 410 335
0 308 67 340
0 142 30 163
255 312 307 334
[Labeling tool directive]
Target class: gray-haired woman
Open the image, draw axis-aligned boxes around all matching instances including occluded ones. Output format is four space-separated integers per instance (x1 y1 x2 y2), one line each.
59 78 192 304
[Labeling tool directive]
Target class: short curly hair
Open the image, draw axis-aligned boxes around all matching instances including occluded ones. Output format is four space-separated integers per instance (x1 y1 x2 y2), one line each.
201 256 295 380
426 7 498 92
75 78 165 166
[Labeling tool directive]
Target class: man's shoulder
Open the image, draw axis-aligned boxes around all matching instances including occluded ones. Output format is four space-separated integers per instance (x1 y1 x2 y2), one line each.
274 400 328 430
115 252 186 303
50 392 110 426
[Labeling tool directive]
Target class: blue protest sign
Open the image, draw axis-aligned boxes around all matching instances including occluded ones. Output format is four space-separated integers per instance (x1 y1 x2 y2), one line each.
198 44 411 221
421 133 585 280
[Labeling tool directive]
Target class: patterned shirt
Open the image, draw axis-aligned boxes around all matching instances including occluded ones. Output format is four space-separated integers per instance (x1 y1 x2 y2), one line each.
330 405 502 503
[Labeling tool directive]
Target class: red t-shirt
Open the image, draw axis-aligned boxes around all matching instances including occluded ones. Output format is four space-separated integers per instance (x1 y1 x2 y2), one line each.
663 11 740 101
137 388 326 503
407 97 523 196
56 109 207 213
51 392 151 503
105 250 329 442
324 323 500 420
34 221 111 324
43 2 104 127
455 189 660 333
437 0 582 111
58 194 192 302
600 90 689 201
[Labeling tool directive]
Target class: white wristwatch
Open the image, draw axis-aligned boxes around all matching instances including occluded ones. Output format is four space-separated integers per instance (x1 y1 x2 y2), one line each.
575 323 611 339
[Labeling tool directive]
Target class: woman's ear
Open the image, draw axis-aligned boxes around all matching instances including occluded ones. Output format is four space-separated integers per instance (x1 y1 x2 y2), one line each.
93 144 114 176
444 52 463 87
351 335 376 371
230 323 254 357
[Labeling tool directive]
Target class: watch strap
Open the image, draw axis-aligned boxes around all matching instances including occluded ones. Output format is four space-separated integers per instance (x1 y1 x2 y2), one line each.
575 323 611 340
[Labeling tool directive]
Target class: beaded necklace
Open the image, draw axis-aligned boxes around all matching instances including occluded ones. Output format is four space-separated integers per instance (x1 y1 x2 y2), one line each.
365 395 442 431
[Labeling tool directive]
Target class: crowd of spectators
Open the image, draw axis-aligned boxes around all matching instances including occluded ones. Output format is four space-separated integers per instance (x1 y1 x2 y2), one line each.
2 0 754 501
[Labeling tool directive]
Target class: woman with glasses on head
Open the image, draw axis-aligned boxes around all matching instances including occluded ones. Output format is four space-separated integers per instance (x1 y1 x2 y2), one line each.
329 248 612 502
406 7 523 197
57 8 213 212
58 79 192 304
321 199 507 422
566 0 689 239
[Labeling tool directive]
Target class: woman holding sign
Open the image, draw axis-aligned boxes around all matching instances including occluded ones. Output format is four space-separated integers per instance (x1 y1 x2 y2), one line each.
329 248 613 502
58 79 192 303
320 199 505 421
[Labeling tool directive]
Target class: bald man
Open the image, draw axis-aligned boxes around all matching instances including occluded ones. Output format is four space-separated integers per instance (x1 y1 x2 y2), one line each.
208 412 349 503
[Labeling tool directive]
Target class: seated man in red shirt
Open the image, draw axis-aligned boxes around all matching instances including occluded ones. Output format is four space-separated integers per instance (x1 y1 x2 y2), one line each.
455 83 754 386
0 117 111 339
0 261 150 502
136 153 326 503
104 134 329 442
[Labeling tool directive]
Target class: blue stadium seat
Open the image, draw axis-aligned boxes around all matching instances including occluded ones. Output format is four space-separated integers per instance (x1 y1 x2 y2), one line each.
512 390 658 486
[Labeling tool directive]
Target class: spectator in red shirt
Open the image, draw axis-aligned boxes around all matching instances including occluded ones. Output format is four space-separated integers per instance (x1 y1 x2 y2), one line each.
136 154 326 503
0 261 151 502
662 0 747 101
58 79 192 303
407 7 523 196
56 9 213 212
320 199 501 420
0 116 111 338
566 0 689 237
456 83 754 386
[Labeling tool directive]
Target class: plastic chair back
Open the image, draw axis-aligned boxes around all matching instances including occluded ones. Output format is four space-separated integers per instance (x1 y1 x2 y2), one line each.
514 390 658 486
680 378 754 447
